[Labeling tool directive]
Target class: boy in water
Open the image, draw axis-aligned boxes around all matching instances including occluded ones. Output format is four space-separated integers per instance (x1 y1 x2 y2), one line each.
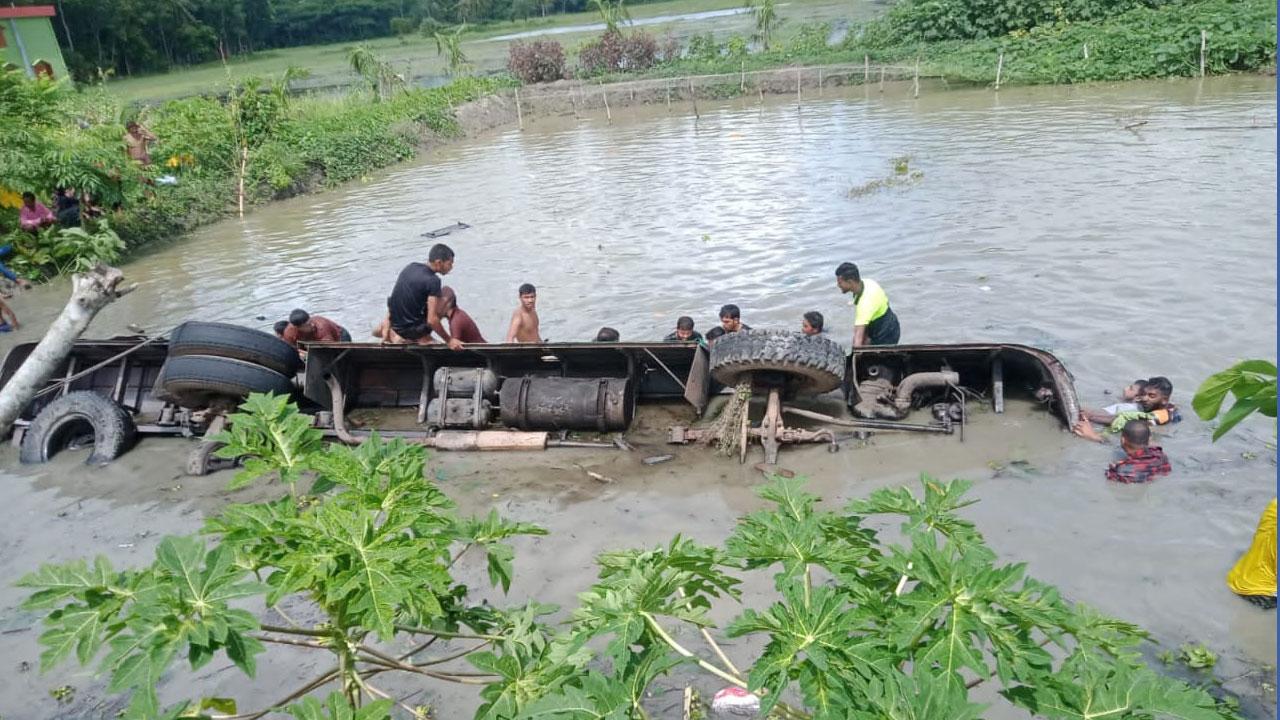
595 327 620 342
1105 419 1171 483
1081 376 1181 430
801 311 824 336
664 316 703 343
505 283 541 343
704 304 751 344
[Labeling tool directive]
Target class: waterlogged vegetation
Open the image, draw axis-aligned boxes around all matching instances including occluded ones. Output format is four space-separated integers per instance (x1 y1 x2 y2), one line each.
614 0 1276 85
0 68 510 277
17 393 1249 719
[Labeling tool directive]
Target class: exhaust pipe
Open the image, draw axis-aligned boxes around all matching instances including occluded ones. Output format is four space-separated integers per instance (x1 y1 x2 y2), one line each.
893 371 960 413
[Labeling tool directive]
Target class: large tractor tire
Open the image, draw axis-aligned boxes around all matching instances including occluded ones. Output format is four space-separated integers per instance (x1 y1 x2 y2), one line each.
168 321 302 376
155 355 294 408
709 330 845 395
20 391 137 465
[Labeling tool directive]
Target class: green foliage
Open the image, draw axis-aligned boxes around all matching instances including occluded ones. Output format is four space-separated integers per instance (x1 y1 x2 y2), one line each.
17 537 268 718
0 69 508 277
4 220 126 281
847 0 1277 85
213 392 325 494
1180 644 1218 669
433 26 474 76
883 0 1162 43
18 395 1238 719
748 0 782 51
1192 359 1277 440
348 46 407 100
289 693 392 720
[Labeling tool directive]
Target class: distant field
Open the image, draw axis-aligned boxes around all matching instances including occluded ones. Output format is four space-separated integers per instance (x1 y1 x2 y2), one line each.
107 0 880 103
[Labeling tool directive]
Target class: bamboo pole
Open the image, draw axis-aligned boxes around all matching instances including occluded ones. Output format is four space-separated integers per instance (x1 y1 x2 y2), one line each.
689 77 699 119
601 82 611 124
1200 30 1207 77
818 68 823 95
796 68 802 104
570 84 580 119
913 56 920 98
666 81 672 112
864 55 869 83
994 50 1004 91
879 65 885 92
740 60 745 92
514 87 524 130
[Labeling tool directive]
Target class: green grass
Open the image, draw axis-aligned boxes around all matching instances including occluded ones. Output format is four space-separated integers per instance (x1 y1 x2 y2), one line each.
107 0 873 102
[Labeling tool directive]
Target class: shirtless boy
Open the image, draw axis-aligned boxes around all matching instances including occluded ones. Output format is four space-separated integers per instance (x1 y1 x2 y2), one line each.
505 283 541 343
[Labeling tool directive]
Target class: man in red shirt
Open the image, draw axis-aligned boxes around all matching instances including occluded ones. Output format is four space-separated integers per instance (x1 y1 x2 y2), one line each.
282 309 351 348
441 287 485 343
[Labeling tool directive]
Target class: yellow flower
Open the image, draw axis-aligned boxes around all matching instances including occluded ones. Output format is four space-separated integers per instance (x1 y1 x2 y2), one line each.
0 188 22 209
166 155 181 168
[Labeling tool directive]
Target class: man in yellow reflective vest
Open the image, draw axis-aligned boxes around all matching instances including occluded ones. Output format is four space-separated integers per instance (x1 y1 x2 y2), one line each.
835 262 901 347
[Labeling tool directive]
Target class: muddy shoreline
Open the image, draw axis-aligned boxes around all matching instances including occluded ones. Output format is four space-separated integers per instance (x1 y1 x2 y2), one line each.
0 399 1274 719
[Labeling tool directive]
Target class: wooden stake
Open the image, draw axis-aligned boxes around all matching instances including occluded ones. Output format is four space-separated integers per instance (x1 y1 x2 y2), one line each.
758 84 764 116
514 87 524 130
601 83 611 124
666 82 671 112
740 60 745 92
818 68 824 96
994 50 1004 91
570 84 580 119
1200 29 1207 77
689 78 699 119
913 56 920 98
796 69 802 104
864 54 870 83
879 65 885 92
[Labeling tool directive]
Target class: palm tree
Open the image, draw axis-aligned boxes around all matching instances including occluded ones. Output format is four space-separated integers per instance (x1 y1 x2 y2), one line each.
748 0 780 51
590 0 630 35
348 46 405 100
433 25 472 75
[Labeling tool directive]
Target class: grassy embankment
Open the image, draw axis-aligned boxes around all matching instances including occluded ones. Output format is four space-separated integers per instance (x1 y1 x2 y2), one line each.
613 0 1276 86
106 0 864 103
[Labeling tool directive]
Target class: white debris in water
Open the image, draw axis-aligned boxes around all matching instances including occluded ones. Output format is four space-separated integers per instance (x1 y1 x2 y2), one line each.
979 285 992 292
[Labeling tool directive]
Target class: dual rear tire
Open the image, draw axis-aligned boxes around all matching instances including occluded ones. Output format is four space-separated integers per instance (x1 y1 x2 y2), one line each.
21 321 300 465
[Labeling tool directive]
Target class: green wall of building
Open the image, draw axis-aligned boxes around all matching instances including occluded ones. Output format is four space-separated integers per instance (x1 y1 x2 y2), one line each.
2 16 69 80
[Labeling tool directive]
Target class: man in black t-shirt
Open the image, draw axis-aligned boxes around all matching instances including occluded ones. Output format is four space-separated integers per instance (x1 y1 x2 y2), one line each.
704 304 751 344
387 243 464 350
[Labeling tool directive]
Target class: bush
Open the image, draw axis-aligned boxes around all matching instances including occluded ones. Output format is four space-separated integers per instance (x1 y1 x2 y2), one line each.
687 32 721 61
884 0 1166 42
784 21 833 56
389 16 417 36
507 40 567 83
577 29 659 76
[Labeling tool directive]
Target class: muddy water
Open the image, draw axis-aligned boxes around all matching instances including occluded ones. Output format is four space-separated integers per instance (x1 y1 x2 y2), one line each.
0 76 1276 718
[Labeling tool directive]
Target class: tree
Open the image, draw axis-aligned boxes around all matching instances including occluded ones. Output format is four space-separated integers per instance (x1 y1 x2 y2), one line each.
590 0 629 35
433 25 472 75
748 0 780 51
347 45 406 100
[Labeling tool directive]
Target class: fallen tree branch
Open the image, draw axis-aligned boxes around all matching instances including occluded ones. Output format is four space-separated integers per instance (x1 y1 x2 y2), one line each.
0 265 136 438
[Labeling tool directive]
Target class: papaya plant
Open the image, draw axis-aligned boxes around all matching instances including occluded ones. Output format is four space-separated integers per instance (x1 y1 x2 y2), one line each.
17 395 1241 719
1192 360 1277 440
